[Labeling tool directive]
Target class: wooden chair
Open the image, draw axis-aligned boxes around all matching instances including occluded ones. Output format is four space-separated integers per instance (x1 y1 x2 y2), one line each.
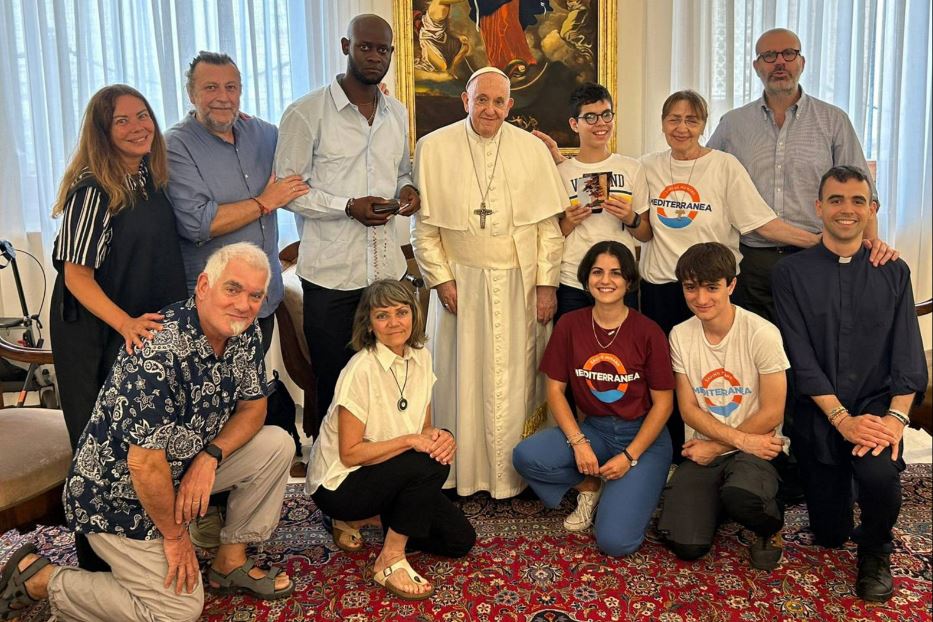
0 337 70 532
912 298 933 435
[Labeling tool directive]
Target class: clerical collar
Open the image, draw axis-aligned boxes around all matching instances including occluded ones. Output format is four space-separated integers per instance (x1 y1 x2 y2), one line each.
816 242 867 263
464 117 503 144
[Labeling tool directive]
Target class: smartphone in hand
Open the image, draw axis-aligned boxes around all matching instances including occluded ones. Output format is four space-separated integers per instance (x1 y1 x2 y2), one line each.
372 199 401 214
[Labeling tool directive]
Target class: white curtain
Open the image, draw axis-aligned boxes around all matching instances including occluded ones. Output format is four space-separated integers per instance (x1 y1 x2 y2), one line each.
669 0 932 310
0 0 391 334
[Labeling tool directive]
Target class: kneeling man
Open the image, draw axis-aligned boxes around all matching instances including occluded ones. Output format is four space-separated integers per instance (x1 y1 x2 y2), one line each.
658 242 789 571
0 242 294 621
773 166 927 601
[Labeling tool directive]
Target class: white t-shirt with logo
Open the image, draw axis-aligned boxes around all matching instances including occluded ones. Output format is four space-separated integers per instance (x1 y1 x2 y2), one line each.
669 305 790 451
556 154 649 289
639 149 776 284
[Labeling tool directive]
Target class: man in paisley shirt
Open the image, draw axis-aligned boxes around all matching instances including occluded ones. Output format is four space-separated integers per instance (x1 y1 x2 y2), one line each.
0 242 295 621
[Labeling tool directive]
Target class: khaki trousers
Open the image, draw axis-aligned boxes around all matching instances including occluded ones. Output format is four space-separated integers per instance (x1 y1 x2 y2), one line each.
47 426 293 621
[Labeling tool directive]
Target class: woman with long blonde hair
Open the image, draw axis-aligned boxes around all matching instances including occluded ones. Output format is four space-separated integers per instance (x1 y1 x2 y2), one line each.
49 83 187 510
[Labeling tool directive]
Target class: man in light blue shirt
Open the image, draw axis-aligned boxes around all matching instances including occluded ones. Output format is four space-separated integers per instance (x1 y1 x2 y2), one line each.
166 51 309 353
274 15 420 435
707 28 879 323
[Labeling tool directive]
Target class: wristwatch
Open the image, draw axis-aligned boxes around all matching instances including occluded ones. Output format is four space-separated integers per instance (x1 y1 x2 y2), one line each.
203 443 223 465
622 448 638 467
626 212 642 229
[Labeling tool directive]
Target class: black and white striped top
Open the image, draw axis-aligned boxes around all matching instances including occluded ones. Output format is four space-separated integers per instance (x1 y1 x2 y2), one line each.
52 165 147 269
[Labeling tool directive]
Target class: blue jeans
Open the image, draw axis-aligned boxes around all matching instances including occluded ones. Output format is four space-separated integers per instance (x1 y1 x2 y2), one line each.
513 416 672 557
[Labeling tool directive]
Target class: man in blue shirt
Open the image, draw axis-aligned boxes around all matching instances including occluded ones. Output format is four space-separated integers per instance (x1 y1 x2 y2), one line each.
0 243 295 621
166 51 309 353
707 28 882 323
773 166 927 602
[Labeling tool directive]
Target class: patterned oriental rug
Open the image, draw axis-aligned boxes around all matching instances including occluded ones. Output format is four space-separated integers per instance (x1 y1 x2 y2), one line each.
2 465 930 622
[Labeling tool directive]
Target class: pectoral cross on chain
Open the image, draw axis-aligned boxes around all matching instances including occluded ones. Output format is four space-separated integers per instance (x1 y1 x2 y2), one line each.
474 203 494 229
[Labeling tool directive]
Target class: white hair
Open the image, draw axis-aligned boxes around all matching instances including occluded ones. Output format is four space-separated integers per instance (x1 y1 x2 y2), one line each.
202 242 271 290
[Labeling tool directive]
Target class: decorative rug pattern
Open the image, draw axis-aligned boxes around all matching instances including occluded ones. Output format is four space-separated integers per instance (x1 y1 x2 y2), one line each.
2 465 930 621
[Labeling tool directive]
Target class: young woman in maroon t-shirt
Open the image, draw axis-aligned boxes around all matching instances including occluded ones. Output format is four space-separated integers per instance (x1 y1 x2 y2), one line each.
513 241 675 556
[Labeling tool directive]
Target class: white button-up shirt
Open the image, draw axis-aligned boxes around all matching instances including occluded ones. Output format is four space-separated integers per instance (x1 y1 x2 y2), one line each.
275 76 413 289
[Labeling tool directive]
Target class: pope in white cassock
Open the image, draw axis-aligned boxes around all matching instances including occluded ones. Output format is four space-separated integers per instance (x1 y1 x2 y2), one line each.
411 67 566 498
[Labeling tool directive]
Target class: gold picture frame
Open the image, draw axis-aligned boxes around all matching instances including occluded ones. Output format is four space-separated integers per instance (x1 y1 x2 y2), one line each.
393 0 618 155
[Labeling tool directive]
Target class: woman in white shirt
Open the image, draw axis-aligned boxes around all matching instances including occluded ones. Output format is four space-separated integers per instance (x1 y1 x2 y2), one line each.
306 280 475 601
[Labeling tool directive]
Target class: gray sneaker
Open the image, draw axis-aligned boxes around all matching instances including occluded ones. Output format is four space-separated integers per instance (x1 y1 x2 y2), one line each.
749 533 784 570
188 506 223 549
563 484 603 532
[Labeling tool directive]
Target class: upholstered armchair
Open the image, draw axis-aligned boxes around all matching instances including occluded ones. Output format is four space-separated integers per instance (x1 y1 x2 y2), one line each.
0 337 70 532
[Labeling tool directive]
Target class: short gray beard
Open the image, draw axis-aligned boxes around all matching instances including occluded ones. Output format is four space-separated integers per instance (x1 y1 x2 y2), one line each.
228 320 248 336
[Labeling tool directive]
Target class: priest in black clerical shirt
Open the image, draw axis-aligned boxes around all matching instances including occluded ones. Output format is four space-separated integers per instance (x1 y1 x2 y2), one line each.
773 165 927 603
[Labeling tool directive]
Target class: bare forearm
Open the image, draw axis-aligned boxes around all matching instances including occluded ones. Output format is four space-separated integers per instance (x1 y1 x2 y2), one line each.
64 264 130 333
209 199 265 237
340 435 416 467
628 215 652 243
755 218 820 248
208 399 267 459
128 449 184 537
680 401 744 448
626 395 672 458
547 384 583 439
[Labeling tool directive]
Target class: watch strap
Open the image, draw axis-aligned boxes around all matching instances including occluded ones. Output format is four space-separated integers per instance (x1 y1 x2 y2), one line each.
204 443 223 464
622 448 638 466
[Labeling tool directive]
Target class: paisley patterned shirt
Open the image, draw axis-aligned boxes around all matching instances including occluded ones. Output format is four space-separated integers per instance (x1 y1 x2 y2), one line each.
63 297 270 540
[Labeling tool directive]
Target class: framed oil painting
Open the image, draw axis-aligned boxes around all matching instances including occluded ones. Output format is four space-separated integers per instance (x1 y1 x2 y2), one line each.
393 0 618 155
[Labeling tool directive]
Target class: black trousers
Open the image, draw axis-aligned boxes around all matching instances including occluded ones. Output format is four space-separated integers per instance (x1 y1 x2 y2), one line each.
795 441 903 555
734 244 804 324
312 451 475 558
639 280 692 461
657 452 784 560
300 280 363 434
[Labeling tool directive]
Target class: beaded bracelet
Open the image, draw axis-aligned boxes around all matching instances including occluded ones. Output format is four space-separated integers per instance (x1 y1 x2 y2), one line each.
826 405 848 420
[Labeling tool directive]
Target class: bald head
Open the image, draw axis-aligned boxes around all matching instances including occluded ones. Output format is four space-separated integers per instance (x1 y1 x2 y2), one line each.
755 28 801 54
346 14 392 41
342 14 394 86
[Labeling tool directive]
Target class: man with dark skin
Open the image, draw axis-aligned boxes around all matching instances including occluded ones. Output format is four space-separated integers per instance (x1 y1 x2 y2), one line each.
274 14 420 439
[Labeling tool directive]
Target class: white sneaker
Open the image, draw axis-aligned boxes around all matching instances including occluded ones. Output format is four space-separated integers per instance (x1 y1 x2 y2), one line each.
563 484 603 532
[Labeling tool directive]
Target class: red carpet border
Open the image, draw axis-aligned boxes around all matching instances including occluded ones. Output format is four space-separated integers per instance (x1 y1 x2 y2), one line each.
2 464 930 621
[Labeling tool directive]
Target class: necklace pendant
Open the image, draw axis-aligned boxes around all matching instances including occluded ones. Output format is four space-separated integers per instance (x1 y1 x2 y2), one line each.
397 397 408 411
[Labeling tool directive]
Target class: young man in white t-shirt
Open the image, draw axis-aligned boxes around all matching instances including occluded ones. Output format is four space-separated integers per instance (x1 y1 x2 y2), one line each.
534 83 652 321
657 242 790 570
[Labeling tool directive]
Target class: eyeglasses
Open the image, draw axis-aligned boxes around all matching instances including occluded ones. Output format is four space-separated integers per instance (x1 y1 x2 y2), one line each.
576 110 615 125
756 48 801 63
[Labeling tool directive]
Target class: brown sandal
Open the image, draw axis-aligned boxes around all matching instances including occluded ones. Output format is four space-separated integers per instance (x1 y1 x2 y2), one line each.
332 520 364 552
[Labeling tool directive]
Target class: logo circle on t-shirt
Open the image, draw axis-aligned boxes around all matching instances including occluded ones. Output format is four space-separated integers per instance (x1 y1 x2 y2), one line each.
656 183 701 229
583 352 629 403
701 368 745 417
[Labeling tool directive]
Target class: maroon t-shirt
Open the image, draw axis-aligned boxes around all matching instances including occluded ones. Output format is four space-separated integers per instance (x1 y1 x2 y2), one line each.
541 307 675 420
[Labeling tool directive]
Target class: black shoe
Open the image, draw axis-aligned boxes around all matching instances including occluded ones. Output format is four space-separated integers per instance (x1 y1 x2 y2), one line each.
856 552 894 602
749 533 783 570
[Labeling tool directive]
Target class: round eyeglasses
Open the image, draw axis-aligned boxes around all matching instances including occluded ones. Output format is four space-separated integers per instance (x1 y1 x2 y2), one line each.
757 48 801 63
576 110 615 125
